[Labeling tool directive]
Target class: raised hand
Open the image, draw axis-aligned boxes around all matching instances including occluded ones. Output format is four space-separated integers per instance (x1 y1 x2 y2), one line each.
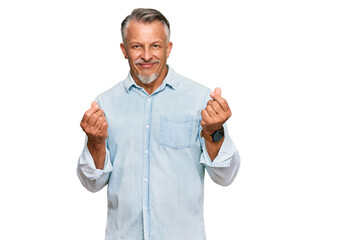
201 87 232 135
80 101 108 144
80 101 108 169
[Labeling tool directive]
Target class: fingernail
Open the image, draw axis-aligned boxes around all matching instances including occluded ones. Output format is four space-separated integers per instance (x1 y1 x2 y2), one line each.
95 104 99 109
210 92 215 97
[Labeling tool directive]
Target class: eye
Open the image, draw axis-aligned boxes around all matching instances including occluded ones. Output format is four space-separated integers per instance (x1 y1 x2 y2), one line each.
152 44 160 48
132 45 141 49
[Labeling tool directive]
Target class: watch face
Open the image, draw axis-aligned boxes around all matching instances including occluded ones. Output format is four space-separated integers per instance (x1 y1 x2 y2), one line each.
213 129 224 142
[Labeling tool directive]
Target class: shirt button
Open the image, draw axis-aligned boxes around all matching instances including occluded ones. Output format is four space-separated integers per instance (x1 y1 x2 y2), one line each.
145 150 149 154
147 98 151 103
144 178 148 182
146 125 150 128
144 206 148 210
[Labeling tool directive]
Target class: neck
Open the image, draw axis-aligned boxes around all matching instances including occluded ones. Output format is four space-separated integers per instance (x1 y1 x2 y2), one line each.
131 66 169 95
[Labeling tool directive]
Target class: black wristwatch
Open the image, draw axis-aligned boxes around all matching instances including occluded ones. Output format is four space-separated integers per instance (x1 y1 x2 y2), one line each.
201 127 224 142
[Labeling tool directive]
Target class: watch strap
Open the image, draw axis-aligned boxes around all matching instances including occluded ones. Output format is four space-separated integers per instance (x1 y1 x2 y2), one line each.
201 129 214 142
201 127 224 142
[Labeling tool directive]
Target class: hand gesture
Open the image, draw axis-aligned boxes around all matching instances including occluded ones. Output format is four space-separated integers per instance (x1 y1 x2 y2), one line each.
201 87 232 135
80 101 108 144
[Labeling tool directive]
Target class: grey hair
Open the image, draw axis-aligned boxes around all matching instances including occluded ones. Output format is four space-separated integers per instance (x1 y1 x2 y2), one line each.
121 8 170 44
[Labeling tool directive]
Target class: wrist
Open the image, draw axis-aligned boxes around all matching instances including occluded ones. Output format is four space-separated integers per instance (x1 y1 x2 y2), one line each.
201 127 224 142
87 139 106 149
87 139 106 170
202 129 214 136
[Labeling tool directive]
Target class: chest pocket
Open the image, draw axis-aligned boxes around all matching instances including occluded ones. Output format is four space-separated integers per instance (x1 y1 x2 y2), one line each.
159 114 196 149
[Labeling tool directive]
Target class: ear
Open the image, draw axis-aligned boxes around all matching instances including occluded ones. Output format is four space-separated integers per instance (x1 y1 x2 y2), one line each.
166 41 173 58
120 43 127 59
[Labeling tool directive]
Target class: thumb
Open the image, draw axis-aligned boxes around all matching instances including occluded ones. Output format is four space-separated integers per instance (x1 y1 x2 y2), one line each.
91 101 99 109
214 87 221 96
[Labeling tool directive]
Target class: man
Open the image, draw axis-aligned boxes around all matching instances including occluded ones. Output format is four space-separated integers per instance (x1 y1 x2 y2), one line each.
77 8 240 240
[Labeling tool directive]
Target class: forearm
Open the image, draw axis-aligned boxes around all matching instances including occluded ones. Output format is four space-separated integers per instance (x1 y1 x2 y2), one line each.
200 124 240 186
87 140 106 170
205 137 224 161
77 140 113 192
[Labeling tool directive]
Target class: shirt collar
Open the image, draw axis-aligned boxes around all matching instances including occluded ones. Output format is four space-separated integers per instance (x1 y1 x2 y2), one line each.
123 65 179 93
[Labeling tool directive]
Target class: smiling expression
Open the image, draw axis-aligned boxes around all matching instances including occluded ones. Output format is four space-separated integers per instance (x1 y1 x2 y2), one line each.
120 20 173 86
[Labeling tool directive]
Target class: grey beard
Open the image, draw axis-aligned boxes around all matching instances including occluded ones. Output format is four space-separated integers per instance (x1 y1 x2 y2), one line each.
137 73 158 84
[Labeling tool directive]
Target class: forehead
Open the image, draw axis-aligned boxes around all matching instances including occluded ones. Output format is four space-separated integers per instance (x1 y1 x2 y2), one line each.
126 20 167 43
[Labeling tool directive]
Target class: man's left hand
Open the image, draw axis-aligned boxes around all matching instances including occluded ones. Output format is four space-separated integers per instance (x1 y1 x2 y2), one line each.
201 87 232 135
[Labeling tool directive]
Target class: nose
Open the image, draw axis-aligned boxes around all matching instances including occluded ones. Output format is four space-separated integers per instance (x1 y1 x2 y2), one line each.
141 46 152 61
141 47 152 61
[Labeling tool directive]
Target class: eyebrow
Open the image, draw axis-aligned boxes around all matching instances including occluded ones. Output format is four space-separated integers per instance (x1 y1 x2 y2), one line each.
128 41 142 45
128 40 164 45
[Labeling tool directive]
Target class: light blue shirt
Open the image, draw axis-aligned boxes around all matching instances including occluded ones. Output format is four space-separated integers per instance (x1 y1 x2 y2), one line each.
77 66 240 240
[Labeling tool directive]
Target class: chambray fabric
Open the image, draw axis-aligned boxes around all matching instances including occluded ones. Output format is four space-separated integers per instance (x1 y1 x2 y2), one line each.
77 66 240 240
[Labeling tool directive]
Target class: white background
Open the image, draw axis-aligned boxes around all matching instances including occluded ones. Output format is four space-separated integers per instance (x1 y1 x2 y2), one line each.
1 0 360 239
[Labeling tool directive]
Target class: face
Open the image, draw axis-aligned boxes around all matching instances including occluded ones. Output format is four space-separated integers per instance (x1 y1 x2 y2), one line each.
120 21 173 85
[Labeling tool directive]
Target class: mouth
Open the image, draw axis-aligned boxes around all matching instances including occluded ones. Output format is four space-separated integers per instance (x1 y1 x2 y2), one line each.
139 63 155 69
135 59 160 69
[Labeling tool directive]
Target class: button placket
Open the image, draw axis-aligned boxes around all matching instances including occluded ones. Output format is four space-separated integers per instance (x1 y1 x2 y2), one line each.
142 96 152 240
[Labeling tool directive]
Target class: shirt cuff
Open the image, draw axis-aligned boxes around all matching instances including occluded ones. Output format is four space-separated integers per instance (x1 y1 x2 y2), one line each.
199 125 236 168
78 144 113 180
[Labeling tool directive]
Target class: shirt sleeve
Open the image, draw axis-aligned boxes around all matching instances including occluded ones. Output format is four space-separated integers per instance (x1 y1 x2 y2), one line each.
76 137 113 193
199 123 241 186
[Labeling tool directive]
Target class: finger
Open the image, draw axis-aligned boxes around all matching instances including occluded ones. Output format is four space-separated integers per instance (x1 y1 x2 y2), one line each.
210 92 229 112
207 100 223 115
91 101 99 109
88 109 104 127
82 107 99 124
99 120 108 131
94 115 106 130
205 105 217 118
214 87 221 96
200 119 206 128
201 109 211 123
82 102 100 123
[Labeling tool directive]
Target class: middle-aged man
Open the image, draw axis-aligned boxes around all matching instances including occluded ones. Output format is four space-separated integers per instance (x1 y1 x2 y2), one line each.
77 8 240 240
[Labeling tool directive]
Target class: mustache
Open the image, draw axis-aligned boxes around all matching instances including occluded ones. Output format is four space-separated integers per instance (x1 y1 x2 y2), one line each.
135 59 160 65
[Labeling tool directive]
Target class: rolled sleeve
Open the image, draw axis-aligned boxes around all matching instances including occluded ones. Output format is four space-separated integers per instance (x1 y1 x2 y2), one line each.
78 144 112 180
200 124 241 186
76 140 113 192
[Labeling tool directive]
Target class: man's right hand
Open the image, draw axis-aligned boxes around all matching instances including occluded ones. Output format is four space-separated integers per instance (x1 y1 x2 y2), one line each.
80 101 108 169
